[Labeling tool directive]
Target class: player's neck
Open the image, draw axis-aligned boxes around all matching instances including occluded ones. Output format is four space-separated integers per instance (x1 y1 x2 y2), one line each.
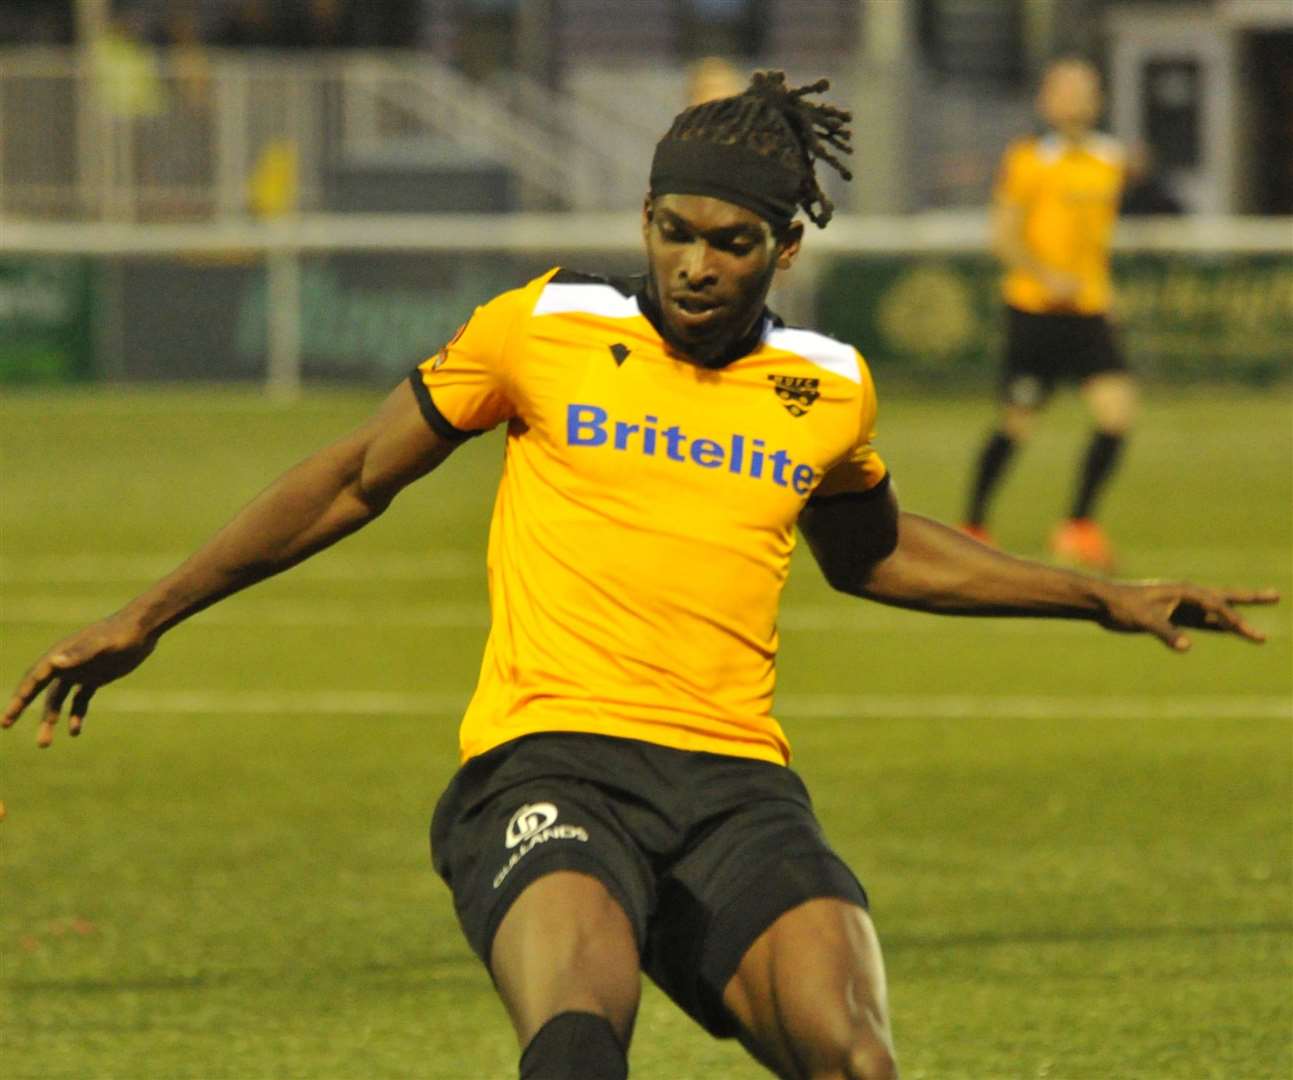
1052 124 1094 146
637 279 770 370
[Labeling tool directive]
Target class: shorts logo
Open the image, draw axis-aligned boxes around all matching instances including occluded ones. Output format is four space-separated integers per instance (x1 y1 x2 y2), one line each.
506 802 559 848
492 802 590 889
768 374 820 417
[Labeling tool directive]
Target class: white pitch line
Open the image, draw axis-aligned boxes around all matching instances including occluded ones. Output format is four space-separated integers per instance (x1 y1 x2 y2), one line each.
0 546 1287 585
0 598 491 629
43 689 1293 721
777 693 1293 721
0 551 484 583
2 597 1288 638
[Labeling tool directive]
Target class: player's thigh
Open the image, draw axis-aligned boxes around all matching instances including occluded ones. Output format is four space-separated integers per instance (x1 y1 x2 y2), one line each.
1081 370 1137 433
491 869 643 1047
999 306 1054 436
723 897 896 1080
430 750 654 1050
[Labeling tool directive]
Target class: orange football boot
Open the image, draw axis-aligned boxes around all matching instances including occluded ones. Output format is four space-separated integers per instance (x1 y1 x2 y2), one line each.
960 523 995 546
1050 518 1115 571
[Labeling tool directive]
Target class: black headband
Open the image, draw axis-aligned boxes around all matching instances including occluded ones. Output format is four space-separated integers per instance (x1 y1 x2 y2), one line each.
649 138 800 230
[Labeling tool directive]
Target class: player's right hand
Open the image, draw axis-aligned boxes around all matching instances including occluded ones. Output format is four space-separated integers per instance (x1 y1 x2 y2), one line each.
1041 268 1082 305
2 617 157 748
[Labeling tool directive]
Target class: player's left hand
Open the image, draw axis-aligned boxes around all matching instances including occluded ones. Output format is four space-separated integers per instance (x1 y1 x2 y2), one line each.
1097 581 1280 651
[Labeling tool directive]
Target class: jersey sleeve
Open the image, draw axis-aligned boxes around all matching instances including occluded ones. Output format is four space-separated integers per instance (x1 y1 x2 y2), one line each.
995 139 1038 207
810 353 889 500
408 279 541 442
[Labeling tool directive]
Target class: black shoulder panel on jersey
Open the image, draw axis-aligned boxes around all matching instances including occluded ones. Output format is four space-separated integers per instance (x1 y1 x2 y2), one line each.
549 268 642 297
806 473 892 506
406 370 483 444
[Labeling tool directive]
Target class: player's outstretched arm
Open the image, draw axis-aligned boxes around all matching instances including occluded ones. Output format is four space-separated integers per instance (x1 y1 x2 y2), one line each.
800 484 1278 651
3 380 456 749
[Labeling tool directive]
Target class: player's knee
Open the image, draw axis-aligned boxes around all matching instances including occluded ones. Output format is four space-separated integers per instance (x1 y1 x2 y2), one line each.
807 1035 897 1080
1087 377 1137 432
519 1010 627 1080
842 1036 898 1080
1001 408 1035 442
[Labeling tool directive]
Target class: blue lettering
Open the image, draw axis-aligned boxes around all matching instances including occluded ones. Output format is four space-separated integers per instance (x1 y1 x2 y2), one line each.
614 421 639 450
769 449 793 487
642 415 658 456
565 402 817 497
567 404 608 446
663 425 687 462
729 434 745 474
691 438 724 468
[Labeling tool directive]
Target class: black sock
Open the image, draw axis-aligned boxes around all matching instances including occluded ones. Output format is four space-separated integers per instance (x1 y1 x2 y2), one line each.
1071 431 1125 520
966 431 1016 526
519 1011 627 1080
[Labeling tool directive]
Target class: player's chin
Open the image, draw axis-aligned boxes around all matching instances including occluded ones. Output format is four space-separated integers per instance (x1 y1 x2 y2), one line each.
664 315 739 362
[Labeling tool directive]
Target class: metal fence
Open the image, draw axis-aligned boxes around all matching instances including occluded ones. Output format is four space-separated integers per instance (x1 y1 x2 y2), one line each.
0 47 659 223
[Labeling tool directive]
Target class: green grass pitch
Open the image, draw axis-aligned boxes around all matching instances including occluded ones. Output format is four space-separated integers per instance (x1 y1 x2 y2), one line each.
2 385 1289 1079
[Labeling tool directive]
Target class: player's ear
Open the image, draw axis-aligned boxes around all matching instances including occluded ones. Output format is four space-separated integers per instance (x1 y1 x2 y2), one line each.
775 221 804 270
642 195 655 234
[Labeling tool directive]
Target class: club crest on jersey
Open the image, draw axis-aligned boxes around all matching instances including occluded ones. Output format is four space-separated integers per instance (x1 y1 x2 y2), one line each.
768 374 820 417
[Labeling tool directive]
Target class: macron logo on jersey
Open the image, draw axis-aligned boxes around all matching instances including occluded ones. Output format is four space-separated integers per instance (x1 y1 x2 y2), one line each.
566 403 817 494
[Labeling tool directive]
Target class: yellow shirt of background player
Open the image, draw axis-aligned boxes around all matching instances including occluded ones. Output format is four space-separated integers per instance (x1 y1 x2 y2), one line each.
998 134 1125 315
413 269 887 766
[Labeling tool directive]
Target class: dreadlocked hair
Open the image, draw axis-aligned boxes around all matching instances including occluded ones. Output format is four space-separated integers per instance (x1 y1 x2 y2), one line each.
662 70 853 228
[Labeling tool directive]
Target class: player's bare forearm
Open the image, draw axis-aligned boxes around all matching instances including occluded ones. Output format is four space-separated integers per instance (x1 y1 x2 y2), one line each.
118 382 450 637
126 433 385 637
859 512 1106 618
991 202 1036 274
3 380 454 746
991 202 1079 300
802 493 1278 651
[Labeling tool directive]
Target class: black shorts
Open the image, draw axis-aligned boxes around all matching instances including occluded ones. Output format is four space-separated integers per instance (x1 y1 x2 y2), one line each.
429 732 868 1038
1002 305 1127 407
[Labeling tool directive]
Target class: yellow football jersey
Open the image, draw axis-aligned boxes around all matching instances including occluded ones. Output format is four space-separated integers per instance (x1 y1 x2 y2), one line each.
997 133 1125 315
412 268 887 766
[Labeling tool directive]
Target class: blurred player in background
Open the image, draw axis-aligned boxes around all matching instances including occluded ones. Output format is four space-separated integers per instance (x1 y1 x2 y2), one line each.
5 72 1276 1080
963 58 1133 570
686 55 746 106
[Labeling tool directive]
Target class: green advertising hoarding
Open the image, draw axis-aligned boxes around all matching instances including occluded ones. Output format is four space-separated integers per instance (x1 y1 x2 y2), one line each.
818 253 1293 385
0 257 93 383
2 249 1286 387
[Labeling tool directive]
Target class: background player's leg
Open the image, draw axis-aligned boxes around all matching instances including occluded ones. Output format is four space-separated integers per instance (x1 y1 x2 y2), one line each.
964 402 1036 537
490 870 641 1073
1075 371 1136 517
1052 371 1137 568
722 897 897 1080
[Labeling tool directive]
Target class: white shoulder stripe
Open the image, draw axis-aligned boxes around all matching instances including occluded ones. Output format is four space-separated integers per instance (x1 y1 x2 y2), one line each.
764 326 861 384
533 282 641 320
1087 133 1125 166
1038 134 1064 163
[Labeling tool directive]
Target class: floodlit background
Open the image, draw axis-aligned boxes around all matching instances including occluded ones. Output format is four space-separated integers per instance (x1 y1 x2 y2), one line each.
1 2 1290 1078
